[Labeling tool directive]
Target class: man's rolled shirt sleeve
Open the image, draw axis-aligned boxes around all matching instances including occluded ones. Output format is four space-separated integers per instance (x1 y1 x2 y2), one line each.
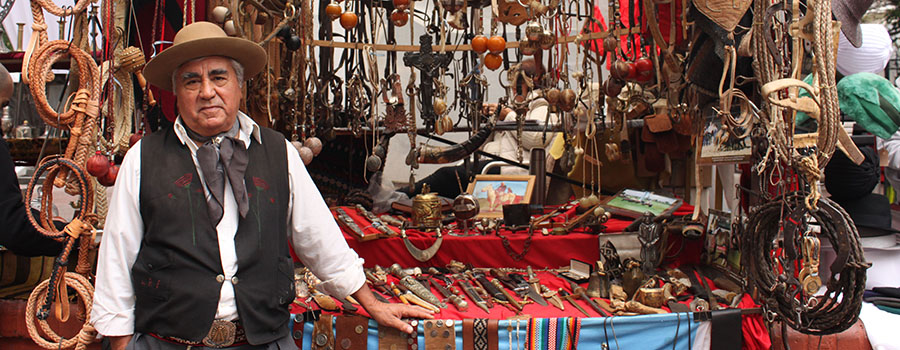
285 141 366 299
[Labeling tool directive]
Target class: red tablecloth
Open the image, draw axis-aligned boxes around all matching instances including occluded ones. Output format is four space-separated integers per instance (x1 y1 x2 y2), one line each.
334 203 695 269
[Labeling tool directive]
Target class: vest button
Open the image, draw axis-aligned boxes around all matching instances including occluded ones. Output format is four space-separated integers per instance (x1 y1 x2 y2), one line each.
216 274 225 283
340 338 351 349
354 325 364 334
231 276 240 284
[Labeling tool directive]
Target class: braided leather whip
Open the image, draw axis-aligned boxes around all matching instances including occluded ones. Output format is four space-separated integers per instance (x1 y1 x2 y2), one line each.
24 157 99 349
27 40 101 193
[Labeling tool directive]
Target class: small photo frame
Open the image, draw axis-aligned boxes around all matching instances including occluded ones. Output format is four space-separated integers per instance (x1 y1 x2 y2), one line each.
600 189 682 219
705 209 741 273
698 106 752 164
466 174 535 218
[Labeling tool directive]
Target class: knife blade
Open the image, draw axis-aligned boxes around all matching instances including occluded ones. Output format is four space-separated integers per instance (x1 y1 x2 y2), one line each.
559 289 589 317
564 279 610 316
471 272 508 302
491 278 524 311
541 285 565 311
457 279 490 313
509 273 548 306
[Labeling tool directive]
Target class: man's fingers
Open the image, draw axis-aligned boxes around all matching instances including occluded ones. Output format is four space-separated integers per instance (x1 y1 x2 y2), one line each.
401 304 435 319
383 316 416 334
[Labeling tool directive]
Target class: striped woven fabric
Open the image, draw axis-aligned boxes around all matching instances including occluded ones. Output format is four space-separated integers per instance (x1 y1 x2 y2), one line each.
0 249 54 299
527 317 581 350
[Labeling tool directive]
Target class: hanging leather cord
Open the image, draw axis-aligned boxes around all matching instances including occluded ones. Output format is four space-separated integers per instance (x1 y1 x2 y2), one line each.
28 40 101 191
22 0 92 81
742 192 868 335
24 157 99 350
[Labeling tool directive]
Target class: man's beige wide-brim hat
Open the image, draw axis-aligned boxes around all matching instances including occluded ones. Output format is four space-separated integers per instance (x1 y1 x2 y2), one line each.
143 21 267 91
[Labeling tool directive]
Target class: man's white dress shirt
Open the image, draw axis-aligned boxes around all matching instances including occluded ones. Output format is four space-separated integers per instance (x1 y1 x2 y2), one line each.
91 112 365 336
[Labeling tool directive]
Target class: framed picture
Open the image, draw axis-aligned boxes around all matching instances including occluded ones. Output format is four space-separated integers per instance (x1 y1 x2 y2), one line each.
704 209 742 273
698 105 752 164
600 189 682 219
466 174 535 218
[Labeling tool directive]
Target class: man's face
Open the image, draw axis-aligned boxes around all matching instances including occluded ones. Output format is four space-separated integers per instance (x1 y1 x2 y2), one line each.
174 56 242 137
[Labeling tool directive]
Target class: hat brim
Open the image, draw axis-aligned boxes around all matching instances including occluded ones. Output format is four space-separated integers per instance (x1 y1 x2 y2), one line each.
833 1 863 47
143 36 267 91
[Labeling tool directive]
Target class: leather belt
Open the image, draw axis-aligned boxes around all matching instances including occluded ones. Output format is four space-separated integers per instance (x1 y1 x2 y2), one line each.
487 319 499 350
335 315 368 350
312 314 334 350
423 320 455 350
149 319 247 349
462 319 474 350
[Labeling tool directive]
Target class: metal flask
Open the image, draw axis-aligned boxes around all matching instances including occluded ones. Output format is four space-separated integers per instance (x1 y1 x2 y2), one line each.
412 188 442 229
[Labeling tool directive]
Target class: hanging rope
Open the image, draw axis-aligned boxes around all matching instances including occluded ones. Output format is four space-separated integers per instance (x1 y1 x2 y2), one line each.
24 157 99 350
22 0 93 81
100 59 134 155
27 40 101 190
743 192 868 335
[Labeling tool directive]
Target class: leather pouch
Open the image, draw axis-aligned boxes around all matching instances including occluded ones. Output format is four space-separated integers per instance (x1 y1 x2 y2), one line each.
692 0 752 32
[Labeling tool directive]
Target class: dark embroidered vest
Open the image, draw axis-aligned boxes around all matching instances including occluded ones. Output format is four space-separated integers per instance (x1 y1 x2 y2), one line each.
133 126 291 344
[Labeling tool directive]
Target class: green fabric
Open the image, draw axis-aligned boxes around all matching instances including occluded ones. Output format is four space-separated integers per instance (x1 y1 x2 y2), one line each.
796 73 900 139
874 303 900 315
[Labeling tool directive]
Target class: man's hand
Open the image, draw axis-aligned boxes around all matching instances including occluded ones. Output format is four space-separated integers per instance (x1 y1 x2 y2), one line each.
107 335 133 350
364 299 434 334
352 283 433 334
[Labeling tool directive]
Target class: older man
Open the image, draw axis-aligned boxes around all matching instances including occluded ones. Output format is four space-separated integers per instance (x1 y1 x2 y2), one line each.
92 22 431 350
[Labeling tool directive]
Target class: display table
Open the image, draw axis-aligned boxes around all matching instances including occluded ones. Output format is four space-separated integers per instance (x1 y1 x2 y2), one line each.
291 202 773 349
337 204 696 269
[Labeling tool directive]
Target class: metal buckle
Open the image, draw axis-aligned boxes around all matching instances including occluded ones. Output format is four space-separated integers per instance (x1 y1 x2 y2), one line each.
202 320 236 348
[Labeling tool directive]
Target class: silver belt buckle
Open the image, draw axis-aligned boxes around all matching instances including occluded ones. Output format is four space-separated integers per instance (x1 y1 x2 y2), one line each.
202 319 236 348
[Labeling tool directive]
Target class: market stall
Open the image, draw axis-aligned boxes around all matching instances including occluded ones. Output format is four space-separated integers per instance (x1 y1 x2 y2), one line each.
0 0 891 347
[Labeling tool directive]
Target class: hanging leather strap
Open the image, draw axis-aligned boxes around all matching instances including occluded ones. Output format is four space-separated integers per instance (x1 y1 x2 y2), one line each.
487 319 499 350
463 319 475 350
424 320 455 350
335 315 368 350
710 309 743 350
379 323 416 350
312 314 334 350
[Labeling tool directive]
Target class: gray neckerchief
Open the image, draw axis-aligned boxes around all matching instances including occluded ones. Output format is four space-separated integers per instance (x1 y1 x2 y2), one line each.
183 120 249 225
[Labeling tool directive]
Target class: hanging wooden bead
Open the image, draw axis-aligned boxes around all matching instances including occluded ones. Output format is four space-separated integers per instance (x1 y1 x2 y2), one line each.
211 6 230 23
393 0 410 10
484 53 503 70
326 3 342 20
391 10 409 26
487 36 506 53
87 151 109 177
304 137 323 156
365 155 383 172
546 88 560 106
471 35 488 53
340 12 359 29
525 22 542 41
298 146 314 165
